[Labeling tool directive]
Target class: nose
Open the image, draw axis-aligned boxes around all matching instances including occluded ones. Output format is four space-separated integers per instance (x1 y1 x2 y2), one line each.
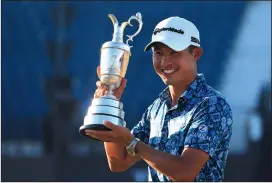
161 55 172 67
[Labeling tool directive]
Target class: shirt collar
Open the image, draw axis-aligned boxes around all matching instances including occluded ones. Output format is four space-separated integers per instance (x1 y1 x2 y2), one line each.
159 73 207 105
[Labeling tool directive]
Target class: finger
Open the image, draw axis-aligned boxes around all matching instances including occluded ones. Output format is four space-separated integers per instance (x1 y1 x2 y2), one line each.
94 89 99 98
85 129 116 137
119 78 127 91
94 92 99 98
94 89 103 98
103 121 122 132
114 78 127 97
86 133 111 142
85 131 116 142
96 81 108 90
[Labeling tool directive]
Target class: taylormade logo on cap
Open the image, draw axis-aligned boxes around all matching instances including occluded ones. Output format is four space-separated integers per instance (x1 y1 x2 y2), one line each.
144 16 200 52
153 27 184 35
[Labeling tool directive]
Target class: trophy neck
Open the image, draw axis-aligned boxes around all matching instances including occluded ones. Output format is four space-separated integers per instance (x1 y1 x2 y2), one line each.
109 14 129 43
112 26 124 43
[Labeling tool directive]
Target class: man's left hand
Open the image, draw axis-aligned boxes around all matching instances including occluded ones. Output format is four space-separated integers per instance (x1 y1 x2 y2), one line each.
85 121 134 146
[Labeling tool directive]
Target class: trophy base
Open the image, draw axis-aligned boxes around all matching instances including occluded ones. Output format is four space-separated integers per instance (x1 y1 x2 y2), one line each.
79 124 111 141
79 96 126 142
80 123 111 132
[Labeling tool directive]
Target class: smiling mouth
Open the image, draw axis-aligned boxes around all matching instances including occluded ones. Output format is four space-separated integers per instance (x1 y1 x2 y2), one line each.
161 69 178 74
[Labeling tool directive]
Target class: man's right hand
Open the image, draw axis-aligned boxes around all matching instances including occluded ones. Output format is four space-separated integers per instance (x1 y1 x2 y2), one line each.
94 66 127 100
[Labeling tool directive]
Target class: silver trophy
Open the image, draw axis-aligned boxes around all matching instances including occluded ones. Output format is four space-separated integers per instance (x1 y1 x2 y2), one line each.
79 13 143 139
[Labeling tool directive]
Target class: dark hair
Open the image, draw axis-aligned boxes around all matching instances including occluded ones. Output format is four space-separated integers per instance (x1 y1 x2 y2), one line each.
188 45 198 54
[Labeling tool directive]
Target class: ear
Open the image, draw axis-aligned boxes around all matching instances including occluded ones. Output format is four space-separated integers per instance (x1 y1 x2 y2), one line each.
193 47 203 61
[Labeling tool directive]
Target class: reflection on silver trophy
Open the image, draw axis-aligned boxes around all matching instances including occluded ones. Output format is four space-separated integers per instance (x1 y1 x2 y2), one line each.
79 12 143 139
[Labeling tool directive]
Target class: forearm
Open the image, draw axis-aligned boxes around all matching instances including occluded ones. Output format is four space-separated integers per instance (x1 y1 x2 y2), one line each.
104 142 126 161
104 142 127 171
136 141 195 181
104 142 139 172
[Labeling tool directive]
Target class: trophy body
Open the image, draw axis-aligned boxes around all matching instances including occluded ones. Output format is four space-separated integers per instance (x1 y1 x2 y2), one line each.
79 13 143 139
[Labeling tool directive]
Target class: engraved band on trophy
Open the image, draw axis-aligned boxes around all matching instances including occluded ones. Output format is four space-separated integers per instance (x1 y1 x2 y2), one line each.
79 13 143 140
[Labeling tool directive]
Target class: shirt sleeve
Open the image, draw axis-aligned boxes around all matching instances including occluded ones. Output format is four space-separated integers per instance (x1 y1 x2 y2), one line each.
131 105 152 144
184 96 233 157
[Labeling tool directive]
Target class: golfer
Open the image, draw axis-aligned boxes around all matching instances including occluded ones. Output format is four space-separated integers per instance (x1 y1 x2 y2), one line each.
87 16 233 182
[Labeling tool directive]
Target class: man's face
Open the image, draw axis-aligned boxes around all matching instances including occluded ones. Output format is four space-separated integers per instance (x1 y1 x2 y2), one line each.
152 43 198 86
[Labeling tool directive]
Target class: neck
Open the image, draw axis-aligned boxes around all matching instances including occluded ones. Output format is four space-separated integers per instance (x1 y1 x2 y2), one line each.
169 74 197 107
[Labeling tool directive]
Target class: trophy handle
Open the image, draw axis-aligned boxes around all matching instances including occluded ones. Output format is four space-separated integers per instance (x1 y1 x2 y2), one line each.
125 12 143 47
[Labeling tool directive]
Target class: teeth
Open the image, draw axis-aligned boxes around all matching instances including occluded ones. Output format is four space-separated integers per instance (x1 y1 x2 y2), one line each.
163 69 175 74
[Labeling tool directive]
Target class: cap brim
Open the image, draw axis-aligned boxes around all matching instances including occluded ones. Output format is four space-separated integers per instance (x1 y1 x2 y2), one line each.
144 36 190 52
144 41 157 52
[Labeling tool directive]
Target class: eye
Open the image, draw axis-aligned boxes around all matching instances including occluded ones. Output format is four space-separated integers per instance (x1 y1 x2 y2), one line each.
153 50 162 55
171 51 178 55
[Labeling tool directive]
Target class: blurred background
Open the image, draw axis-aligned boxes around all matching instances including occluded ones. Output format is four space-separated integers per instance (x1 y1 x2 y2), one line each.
1 1 271 181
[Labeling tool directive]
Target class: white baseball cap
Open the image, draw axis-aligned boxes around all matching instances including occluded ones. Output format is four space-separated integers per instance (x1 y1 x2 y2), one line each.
144 16 200 52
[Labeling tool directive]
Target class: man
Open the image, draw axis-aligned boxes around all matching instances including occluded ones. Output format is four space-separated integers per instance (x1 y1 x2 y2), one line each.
86 16 233 181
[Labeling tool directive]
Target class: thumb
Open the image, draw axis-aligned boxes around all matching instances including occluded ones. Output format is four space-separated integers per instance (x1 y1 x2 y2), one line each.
97 66 101 78
116 78 127 93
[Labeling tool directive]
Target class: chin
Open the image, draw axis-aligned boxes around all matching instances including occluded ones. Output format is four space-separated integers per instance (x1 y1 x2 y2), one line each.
162 79 175 85
162 77 185 86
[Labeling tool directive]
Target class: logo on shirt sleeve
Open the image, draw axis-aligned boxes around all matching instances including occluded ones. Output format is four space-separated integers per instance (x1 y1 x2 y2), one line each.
198 124 208 133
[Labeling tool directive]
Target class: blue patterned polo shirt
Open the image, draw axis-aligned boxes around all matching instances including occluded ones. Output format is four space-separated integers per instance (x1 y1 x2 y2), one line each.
131 73 233 181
